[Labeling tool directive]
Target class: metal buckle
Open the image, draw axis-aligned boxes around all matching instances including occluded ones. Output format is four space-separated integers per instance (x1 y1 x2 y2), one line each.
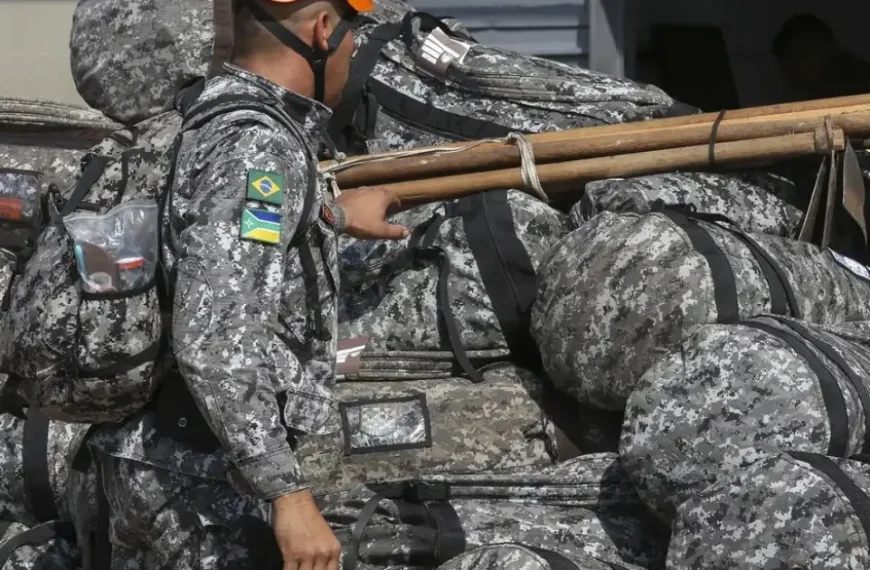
414 27 472 79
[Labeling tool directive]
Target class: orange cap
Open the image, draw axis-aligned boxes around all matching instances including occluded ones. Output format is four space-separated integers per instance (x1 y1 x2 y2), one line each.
270 0 374 12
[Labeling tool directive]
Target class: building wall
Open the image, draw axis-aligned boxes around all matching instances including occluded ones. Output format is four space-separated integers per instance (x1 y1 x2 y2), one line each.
0 0 85 106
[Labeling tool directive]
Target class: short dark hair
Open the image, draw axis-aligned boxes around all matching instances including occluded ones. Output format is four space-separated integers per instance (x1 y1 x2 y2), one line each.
772 13 834 57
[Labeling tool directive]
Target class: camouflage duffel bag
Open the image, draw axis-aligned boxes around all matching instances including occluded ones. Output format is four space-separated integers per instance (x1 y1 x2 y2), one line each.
437 544 645 570
668 451 870 570
620 316 870 522
327 2 691 154
569 170 803 237
319 453 669 570
531 208 870 410
295 365 560 495
339 189 567 382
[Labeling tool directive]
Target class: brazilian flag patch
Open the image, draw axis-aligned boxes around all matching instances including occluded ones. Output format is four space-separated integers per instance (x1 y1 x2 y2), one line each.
240 208 281 245
247 169 284 205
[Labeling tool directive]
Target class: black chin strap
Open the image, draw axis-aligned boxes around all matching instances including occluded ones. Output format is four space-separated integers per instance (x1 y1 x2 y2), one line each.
245 0 354 103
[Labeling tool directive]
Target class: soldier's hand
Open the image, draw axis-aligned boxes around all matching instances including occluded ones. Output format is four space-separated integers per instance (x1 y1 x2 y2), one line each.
272 489 341 570
331 186 409 240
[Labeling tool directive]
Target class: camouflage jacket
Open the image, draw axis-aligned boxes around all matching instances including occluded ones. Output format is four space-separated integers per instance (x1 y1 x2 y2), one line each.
90 64 339 501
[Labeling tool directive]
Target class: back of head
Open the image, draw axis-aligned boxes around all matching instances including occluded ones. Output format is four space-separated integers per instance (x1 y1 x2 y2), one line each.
772 13 835 58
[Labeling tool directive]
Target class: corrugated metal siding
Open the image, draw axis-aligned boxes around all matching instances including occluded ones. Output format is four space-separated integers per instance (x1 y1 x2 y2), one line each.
408 0 590 67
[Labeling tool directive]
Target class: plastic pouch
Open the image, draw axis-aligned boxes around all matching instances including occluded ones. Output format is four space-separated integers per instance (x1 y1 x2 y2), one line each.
0 170 44 253
62 200 158 294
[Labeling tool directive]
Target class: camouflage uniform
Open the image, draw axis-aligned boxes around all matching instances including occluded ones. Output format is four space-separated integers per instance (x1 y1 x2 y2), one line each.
0 522 78 570
620 316 870 522
571 170 803 237
319 454 669 570
668 452 870 569
83 64 338 568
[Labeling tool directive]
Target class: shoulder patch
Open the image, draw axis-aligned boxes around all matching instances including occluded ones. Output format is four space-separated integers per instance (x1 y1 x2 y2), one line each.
241 207 282 245
247 169 284 205
829 249 870 282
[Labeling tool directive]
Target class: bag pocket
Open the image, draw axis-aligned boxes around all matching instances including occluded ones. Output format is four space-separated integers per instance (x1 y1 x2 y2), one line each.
339 394 432 455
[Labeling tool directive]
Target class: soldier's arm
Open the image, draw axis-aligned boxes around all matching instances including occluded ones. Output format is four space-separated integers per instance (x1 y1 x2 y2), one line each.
171 123 311 501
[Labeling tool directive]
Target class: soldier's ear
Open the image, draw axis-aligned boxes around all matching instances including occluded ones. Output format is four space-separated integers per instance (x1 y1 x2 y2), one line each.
313 10 332 51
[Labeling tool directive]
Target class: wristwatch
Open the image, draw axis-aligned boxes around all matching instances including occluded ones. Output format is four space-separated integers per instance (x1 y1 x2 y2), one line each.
321 201 346 234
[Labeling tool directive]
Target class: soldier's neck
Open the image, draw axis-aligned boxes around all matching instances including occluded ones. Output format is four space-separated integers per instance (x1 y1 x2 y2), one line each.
234 53 316 101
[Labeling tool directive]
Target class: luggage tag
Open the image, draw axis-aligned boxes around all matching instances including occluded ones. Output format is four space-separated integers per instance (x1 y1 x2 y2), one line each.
73 242 120 293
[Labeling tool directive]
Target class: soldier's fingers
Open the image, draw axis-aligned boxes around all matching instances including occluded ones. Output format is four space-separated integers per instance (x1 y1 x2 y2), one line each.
312 552 330 570
283 557 300 570
326 552 340 570
297 556 315 570
374 223 409 240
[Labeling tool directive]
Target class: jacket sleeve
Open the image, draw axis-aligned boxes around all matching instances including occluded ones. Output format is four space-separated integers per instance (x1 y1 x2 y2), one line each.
170 124 315 501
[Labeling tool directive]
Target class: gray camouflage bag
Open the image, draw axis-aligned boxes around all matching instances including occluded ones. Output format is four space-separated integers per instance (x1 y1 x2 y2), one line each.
0 84 314 424
0 382 87 570
319 453 669 570
438 544 645 570
70 0 234 125
295 365 559 496
668 451 870 570
570 170 803 237
531 209 870 411
339 189 567 381
328 6 691 154
620 315 870 522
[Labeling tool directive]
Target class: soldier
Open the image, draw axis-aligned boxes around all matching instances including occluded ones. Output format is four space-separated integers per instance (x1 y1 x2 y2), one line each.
82 1 409 569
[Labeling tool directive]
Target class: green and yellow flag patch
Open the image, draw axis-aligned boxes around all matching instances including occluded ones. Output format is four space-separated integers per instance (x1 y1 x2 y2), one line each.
240 208 281 245
246 169 284 205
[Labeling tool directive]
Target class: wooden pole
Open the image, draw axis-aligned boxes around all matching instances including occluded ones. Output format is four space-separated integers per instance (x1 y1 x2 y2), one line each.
322 94 870 172
365 128 845 207
329 111 870 188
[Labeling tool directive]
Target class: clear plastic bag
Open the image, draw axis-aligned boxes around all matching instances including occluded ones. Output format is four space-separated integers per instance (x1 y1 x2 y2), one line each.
63 200 158 294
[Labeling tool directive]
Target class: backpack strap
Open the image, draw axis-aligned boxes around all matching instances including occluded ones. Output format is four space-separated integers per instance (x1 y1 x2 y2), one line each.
741 320 849 457
789 452 870 544
22 407 60 524
0 520 76 566
460 191 542 371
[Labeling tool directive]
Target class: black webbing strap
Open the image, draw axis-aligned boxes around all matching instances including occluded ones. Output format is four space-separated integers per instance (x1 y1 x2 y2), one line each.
659 210 739 323
743 320 849 457
790 451 870 543
345 481 461 570
58 156 111 218
727 230 800 319
460 191 542 371
329 21 402 143
781 318 870 454
368 79 513 141
22 407 59 525
408 211 486 383
0 520 75 566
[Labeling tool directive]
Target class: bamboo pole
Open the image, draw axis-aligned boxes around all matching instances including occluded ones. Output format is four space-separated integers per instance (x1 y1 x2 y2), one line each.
322 93 870 172
364 128 845 207
329 110 870 188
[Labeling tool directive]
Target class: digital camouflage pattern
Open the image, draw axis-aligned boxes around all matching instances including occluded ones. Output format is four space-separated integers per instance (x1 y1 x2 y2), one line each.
531 211 870 410
339 190 567 378
295 365 558 495
0 98 120 191
0 522 79 570
70 0 233 125
1 109 170 423
437 544 646 570
91 64 335 504
352 8 686 153
668 452 870 570
319 453 669 570
570 170 803 237
0 410 85 526
620 315 870 522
